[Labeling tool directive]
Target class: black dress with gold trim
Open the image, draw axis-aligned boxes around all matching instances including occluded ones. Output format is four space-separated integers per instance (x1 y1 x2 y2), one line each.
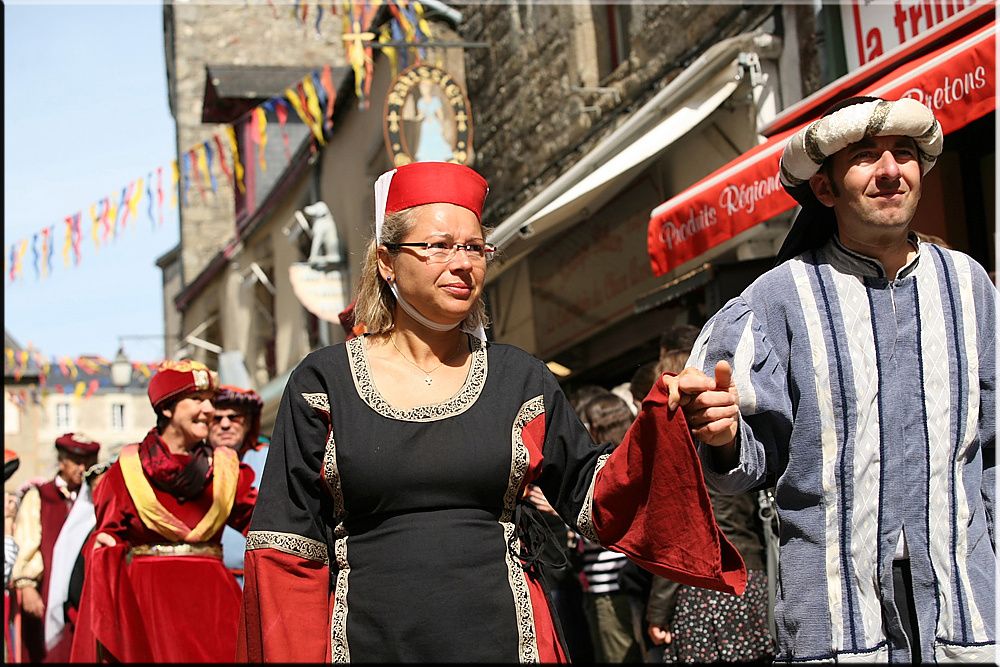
238 335 746 663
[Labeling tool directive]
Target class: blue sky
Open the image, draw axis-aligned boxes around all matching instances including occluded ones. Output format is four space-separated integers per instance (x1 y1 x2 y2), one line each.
4 1 179 363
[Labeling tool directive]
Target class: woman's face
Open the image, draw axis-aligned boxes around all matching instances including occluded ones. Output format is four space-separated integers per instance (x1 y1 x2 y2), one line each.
163 390 216 448
381 203 487 326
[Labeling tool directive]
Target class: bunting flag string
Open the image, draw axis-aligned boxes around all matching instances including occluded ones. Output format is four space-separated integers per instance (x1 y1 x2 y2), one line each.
8 17 430 286
3 346 163 397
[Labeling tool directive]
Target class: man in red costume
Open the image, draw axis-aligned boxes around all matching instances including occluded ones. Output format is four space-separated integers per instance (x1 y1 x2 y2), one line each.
70 360 257 663
10 433 99 663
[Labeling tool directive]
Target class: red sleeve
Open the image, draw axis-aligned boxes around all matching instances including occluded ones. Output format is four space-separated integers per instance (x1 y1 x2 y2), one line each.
90 464 137 542
591 379 747 595
227 463 258 535
238 549 331 662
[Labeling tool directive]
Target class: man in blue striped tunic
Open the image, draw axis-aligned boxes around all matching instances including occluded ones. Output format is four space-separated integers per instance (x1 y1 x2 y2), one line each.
664 96 996 663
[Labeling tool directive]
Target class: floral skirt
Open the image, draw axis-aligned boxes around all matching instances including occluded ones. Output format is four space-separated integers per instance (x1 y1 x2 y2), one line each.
662 568 774 663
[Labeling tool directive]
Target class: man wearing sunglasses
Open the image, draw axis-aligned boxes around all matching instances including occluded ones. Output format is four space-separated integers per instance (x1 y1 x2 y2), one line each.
209 385 266 588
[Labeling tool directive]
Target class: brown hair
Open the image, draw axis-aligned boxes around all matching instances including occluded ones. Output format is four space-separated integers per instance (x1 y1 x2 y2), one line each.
656 349 690 376
582 393 634 446
353 206 492 335
629 361 659 404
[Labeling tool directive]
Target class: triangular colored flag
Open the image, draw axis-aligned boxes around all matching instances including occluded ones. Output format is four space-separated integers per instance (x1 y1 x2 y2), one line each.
254 107 268 172
203 140 218 193
146 173 155 229
225 127 245 194
88 203 100 251
31 233 40 280
171 160 180 209
44 225 54 277
214 134 235 188
128 178 144 222
195 143 213 195
274 100 292 160
63 217 74 267
71 213 82 265
321 64 337 135
302 76 327 144
118 183 133 232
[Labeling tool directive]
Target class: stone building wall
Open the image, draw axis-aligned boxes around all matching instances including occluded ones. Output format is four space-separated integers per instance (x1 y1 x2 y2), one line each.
164 2 346 285
460 3 776 226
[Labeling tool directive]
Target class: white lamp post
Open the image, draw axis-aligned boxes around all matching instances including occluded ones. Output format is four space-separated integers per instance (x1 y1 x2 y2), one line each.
110 346 133 389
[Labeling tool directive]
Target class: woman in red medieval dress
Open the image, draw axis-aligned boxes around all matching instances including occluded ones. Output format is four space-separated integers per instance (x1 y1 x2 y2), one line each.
237 161 748 662
70 360 257 662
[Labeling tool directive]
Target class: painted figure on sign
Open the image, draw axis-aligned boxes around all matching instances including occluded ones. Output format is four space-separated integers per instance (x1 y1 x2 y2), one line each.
413 80 452 162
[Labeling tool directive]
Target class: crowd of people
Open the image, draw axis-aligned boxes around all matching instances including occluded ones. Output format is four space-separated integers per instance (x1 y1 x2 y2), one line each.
2 94 996 663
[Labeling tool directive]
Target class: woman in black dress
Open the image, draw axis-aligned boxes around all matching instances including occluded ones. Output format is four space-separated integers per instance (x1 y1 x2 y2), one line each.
238 161 746 662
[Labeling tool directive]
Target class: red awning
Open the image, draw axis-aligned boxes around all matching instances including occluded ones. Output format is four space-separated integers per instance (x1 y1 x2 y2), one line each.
647 16 996 278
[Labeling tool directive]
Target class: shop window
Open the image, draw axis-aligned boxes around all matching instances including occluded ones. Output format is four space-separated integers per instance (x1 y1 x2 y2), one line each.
593 3 631 81
111 403 126 431
56 402 72 429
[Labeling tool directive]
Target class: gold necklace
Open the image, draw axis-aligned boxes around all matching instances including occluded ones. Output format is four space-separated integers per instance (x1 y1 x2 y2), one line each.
390 335 463 386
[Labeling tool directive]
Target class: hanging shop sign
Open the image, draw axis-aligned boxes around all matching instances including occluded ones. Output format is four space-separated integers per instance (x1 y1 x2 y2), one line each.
289 264 348 324
840 0 981 70
383 64 473 166
647 19 995 277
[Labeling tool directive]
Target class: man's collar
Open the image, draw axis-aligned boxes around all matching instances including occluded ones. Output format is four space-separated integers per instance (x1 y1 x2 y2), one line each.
825 231 921 280
54 474 78 501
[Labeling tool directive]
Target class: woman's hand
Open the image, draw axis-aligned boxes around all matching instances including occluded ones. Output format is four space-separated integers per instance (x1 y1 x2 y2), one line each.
525 485 558 516
647 623 672 646
92 532 116 549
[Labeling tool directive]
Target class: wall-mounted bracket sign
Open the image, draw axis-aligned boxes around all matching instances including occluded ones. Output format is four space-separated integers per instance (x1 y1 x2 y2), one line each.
383 64 474 167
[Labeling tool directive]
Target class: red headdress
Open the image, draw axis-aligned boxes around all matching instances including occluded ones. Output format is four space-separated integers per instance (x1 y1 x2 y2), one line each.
374 161 489 243
54 433 101 457
214 384 264 454
147 359 218 409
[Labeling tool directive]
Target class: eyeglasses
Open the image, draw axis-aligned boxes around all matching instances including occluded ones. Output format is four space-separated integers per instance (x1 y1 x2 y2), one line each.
384 240 497 264
211 413 247 426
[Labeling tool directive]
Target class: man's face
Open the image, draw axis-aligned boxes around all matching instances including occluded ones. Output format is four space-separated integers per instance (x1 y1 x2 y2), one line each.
57 452 97 491
810 135 922 234
208 406 249 451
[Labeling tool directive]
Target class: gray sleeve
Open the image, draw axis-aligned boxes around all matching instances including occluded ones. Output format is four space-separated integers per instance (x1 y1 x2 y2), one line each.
688 297 791 494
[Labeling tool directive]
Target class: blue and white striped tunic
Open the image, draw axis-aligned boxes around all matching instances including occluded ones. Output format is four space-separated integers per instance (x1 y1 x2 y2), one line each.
690 235 996 663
